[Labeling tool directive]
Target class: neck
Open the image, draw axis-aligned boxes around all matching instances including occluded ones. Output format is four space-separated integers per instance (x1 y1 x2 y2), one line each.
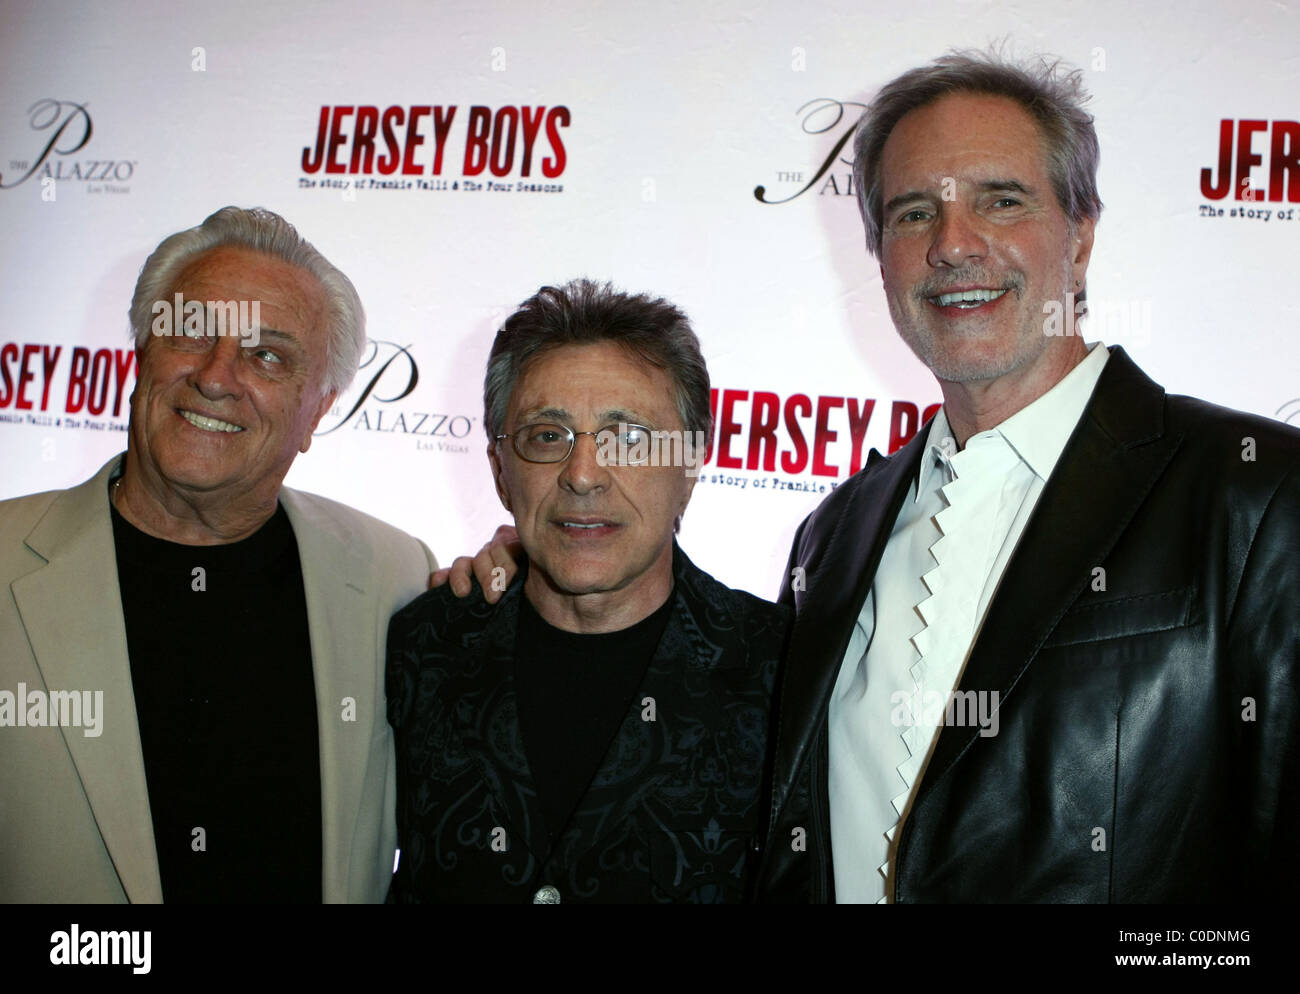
939 338 1089 448
114 458 280 545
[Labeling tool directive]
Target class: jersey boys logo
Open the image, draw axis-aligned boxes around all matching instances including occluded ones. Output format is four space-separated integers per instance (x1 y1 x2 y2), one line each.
705 388 941 480
0 99 137 192
0 341 137 431
301 105 569 180
1200 118 1300 202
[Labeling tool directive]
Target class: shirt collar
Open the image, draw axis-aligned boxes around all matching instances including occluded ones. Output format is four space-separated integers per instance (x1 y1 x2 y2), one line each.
916 341 1110 497
916 407 957 499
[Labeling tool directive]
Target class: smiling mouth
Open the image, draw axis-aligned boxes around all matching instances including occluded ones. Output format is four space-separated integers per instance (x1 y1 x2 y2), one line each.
179 409 244 433
555 518 620 535
929 288 1009 309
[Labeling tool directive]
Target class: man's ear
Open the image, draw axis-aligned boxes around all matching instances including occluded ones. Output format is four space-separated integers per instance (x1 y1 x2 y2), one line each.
300 389 338 453
128 339 149 407
671 471 699 536
488 440 512 512
675 467 697 528
1070 215 1097 287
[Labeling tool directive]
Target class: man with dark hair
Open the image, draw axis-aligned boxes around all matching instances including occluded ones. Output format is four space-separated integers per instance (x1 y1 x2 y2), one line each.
756 49 1299 902
0 206 437 903
387 279 788 903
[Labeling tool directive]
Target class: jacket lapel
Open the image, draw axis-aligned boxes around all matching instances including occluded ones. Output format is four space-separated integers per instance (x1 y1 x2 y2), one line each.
912 346 1183 797
437 577 551 869
570 544 743 861
282 488 389 902
12 455 164 903
768 432 928 824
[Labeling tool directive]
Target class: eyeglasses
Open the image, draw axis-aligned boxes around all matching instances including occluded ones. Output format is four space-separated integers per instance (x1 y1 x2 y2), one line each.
494 422 656 465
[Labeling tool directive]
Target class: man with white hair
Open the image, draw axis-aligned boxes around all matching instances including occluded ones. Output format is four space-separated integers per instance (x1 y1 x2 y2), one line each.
0 206 436 903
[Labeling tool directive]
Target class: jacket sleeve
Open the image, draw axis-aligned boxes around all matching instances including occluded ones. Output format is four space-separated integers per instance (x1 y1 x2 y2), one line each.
1226 459 1300 897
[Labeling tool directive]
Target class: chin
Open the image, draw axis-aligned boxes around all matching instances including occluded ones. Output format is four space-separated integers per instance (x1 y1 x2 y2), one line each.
553 559 622 591
154 451 239 490
926 352 1022 384
528 553 626 597
911 331 1042 383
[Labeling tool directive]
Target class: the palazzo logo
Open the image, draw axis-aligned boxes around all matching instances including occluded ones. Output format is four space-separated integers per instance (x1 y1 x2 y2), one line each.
1 99 137 194
753 99 866 205
316 340 476 453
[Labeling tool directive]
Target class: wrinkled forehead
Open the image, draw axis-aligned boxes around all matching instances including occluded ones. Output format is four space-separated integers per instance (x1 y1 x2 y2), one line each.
507 341 680 426
171 246 325 318
881 92 1051 195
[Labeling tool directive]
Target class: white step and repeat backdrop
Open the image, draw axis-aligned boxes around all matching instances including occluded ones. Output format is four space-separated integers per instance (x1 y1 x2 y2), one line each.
2 0 1298 598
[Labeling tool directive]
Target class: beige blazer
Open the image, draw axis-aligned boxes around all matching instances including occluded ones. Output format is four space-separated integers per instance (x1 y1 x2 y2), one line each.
0 455 435 903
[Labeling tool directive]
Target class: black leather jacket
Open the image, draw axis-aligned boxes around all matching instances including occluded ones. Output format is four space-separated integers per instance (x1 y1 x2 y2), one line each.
755 347 1299 902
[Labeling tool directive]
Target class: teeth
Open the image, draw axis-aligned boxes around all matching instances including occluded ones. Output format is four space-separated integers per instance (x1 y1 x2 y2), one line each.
562 522 605 529
934 288 1007 307
181 410 243 433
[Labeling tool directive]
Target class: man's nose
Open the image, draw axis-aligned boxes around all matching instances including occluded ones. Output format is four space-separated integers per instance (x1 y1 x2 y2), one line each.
558 431 610 494
927 206 990 268
191 337 244 400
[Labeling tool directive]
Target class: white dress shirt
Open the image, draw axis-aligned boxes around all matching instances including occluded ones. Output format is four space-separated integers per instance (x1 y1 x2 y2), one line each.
828 342 1110 903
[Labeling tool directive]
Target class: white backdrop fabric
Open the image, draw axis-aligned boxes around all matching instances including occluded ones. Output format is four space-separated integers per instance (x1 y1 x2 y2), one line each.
2 0 1298 598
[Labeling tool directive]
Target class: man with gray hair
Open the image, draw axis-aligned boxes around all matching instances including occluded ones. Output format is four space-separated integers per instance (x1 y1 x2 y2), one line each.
387 279 788 903
0 206 437 902
754 50 1299 902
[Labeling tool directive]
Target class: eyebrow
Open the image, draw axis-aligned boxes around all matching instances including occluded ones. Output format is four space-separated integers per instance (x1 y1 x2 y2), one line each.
516 407 647 425
883 179 1036 216
254 327 299 346
250 327 308 357
518 406 571 423
979 179 1035 197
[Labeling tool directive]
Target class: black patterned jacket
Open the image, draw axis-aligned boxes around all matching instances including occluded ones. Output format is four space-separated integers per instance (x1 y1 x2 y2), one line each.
386 542 790 903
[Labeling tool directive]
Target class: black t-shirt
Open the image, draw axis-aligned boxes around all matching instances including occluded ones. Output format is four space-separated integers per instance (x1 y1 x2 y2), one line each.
512 591 674 848
111 497 321 902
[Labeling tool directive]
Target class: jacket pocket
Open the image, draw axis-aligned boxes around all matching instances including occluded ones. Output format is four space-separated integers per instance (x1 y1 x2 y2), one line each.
1042 586 1197 649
